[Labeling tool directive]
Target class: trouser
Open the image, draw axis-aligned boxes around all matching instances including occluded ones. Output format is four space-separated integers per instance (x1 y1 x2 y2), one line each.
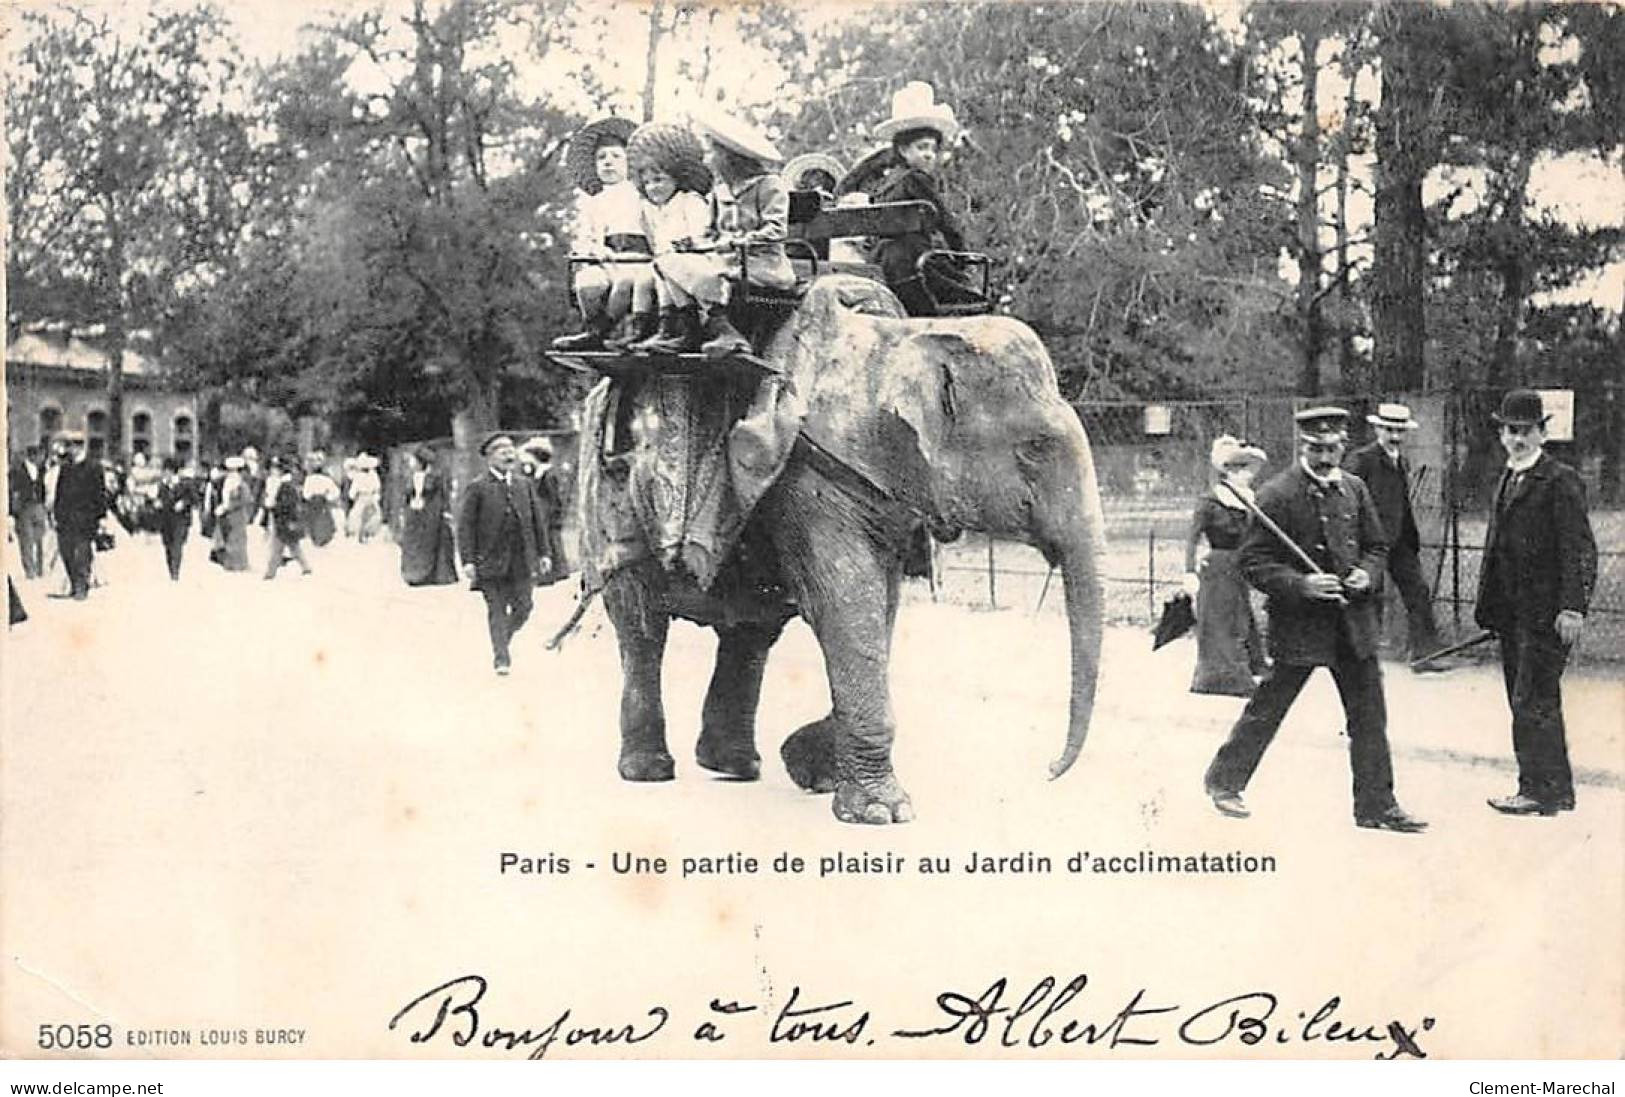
1498 623 1575 805
162 528 187 580
17 504 47 578
1205 642 1397 819
60 532 94 599
1386 546 1441 657
263 533 311 579
480 571 534 667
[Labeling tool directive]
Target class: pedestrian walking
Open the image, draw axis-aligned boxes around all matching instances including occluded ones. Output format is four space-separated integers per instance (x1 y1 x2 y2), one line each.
1183 435 1269 696
1476 390 1598 816
399 448 457 586
1203 407 1427 833
9 444 50 579
458 433 550 676
263 456 313 580
50 431 106 601
155 457 196 581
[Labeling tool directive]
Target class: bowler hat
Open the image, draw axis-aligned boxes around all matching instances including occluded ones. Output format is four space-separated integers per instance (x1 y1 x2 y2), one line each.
1367 402 1420 430
1491 389 1549 427
566 117 637 195
1295 405 1350 442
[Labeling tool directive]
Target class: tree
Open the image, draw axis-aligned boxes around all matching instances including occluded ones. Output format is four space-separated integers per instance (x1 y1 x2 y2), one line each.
5 5 259 456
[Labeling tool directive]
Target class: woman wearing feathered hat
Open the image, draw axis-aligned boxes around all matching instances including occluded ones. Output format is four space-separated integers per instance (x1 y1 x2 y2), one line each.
866 81 980 316
553 116 653 352
645 107 795 357
1183 435 1270 696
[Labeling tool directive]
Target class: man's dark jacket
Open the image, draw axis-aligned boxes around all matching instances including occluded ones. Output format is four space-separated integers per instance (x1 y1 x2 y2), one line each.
1475 453 1596 636
457 470 549 589
1343 440 1420 554
52 459 107 536
1241 463 1389 665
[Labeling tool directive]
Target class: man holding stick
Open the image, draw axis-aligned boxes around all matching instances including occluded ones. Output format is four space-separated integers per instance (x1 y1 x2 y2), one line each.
1204 407 1427 833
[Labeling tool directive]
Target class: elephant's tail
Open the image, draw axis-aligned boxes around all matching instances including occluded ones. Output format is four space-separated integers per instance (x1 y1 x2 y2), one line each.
546 586 600 651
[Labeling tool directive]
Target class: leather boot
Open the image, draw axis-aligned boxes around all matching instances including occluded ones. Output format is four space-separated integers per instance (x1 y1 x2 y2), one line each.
552 311 614 351
627 309 676 354
641 305 701 356
699 310 751 358
614 310 661 350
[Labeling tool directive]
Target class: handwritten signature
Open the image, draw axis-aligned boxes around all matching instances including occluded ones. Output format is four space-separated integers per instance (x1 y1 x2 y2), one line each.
389 973 1434 1059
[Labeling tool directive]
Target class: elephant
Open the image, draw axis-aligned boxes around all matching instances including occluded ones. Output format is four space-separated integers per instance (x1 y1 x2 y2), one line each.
575 274 1106 824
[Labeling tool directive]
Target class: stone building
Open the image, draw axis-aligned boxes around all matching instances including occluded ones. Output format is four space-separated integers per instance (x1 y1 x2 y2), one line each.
5 324 201 463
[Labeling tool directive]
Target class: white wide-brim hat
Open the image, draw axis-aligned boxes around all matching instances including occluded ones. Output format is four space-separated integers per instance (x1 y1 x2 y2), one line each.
1367 402 1420 430
783 152 846 192
874 81 960 145
1210 434 1267 472
691 108 783 165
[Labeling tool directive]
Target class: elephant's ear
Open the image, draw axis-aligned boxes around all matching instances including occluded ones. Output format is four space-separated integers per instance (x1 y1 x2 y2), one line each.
879 330 974 469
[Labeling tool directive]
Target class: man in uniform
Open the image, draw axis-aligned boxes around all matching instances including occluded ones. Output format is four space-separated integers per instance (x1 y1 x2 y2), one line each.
1476 390 1597 816
1343 402 1443 668
459 433 550 676
1204 407 1427 833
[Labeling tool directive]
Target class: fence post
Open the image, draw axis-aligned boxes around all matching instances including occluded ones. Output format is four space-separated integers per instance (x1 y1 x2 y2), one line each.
1148 527 1156 619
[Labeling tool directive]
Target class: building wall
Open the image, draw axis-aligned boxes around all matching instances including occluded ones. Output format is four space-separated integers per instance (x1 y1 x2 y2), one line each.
6 368 201 463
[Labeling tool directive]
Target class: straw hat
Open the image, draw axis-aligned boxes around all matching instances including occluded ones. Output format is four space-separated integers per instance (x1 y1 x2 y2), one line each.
1210 435 1267 472
520 436 554 461
627 122 714 195
874 81 960 145
565 117 637 195
1367 402 1420 430
691 108 783 165
783 152 846 193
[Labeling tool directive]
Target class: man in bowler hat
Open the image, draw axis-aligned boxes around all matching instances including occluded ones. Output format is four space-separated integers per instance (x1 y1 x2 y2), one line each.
1204 407 1427 833
1477 390 1597 816
50 431 107 601
1343 402 1443 667
459 433 551 675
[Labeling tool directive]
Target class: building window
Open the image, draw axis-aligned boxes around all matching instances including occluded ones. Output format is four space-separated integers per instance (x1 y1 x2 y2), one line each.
131 411 152 457
86 409 108 461
39 407 62 445
173 414 195 463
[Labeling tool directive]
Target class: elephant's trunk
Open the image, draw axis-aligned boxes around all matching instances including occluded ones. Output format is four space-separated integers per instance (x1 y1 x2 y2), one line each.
1046 440 1106 780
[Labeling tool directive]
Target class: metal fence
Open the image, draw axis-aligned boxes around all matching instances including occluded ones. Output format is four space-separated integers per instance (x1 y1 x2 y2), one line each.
927 388 1625 669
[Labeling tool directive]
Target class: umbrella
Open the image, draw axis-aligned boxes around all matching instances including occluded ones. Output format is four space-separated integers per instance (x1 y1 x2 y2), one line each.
1152 591 1196 651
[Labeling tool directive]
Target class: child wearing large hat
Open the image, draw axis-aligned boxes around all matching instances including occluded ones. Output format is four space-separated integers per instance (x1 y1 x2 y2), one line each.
645 108 796 357
553 117 653 352
619 122 716 353
866 82 980 316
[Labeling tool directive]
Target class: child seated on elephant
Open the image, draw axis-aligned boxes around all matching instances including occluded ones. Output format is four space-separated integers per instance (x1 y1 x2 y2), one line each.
620 123 717 353
640 109 796 358
553 117 652 352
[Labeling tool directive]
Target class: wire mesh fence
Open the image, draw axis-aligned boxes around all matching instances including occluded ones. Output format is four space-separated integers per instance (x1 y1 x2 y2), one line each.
924 387 1625 670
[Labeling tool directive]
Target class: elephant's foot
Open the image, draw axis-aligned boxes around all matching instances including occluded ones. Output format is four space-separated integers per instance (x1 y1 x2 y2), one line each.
618 749 676 782
780 718 838 793
833 775 914 825
695 736 760 781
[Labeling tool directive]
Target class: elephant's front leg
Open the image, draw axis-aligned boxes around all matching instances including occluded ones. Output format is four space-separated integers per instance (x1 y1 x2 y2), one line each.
604 577 674 781
804 563 912 825
696 619 787 781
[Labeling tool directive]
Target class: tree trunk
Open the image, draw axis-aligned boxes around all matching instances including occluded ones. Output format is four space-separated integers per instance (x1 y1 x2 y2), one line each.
1295 26 1325 397
104 209 127 460
641 0 664 122
1372 3 1430 393
1335 41 1362 392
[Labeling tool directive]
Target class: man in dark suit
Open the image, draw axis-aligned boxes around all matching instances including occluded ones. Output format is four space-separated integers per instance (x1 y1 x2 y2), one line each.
459 433 550 675
1343 403 1442 667
51 432 107 601
155 457 196 581
1204 407 1426 833
9 444 49 579
1476 390 1597 817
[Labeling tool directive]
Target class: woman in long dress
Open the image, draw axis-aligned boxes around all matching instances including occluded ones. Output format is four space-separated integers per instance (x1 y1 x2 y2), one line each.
300 455 341 548
397 448 457 586
211 458 253 572
1183 436 1269 697
345 454 383 543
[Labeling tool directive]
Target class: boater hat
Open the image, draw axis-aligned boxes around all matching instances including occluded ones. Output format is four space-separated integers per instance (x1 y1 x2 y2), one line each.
691 108 783 165
1294 406 1350 443
1368 402 1420 430
566 116 637 195
874 81 960 145
783 152 846 193
626 122 714 195
1491 389 1549 427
